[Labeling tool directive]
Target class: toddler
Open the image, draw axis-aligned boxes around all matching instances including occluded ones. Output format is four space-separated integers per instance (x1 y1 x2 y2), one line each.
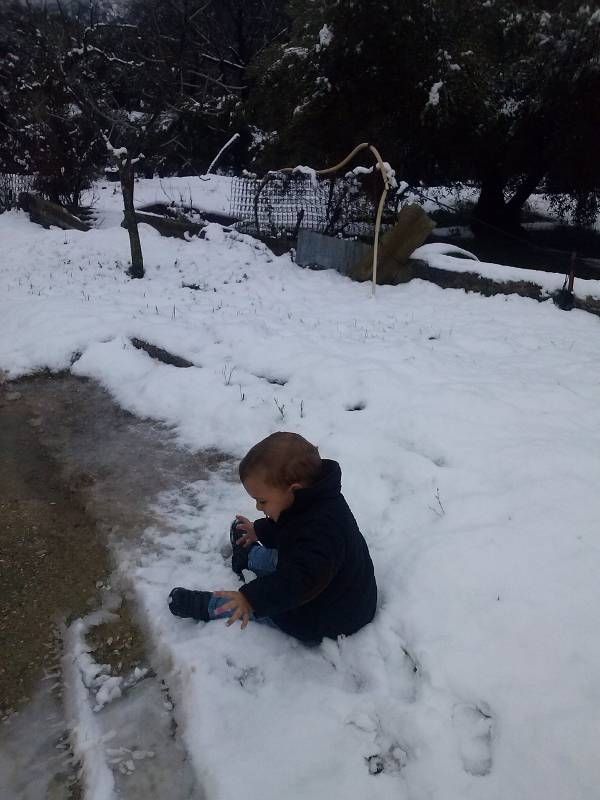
168 432 377 643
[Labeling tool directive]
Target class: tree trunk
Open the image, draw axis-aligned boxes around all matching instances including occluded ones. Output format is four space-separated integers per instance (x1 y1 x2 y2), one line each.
506 169 544 217
472 172 522 234
120 158 144 279
473 167 545 235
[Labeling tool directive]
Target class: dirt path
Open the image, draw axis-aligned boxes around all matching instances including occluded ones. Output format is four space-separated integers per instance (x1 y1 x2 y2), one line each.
0 384 109 718
0 374 231 799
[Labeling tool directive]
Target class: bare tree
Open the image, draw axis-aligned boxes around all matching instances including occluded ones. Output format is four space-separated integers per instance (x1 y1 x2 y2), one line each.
58 3 247 276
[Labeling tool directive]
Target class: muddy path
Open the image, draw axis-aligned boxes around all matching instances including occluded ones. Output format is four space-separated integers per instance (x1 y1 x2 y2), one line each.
0 374 232 799
0 384 109 718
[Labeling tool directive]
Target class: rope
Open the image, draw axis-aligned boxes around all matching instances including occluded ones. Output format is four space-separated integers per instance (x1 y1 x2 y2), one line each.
280 143 393 296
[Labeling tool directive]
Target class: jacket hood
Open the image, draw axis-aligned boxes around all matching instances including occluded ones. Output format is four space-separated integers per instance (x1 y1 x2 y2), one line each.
280 459 341 521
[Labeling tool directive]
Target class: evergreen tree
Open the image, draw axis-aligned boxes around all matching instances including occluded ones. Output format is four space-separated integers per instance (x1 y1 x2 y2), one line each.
247 0 441 171
423 0 600 229
0 1 104 205
249 0 600 230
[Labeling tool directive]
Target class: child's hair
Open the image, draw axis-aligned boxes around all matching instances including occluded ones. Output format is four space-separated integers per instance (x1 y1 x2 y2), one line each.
239 432 321 488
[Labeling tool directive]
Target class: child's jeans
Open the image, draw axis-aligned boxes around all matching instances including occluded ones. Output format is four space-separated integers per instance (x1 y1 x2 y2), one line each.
208 546 278 625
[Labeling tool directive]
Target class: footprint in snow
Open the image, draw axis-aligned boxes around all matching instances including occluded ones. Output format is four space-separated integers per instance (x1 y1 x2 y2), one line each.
225 658 265 693
452 702 494 776
366 743 408 775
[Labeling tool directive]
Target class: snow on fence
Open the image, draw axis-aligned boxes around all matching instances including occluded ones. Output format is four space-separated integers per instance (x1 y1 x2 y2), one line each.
0 173 35 211
230 171 399 240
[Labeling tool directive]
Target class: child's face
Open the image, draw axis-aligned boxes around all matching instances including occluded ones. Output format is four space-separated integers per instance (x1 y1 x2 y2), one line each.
243 473 300 522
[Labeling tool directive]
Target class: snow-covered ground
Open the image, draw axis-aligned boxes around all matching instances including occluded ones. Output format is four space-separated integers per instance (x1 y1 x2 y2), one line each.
84 174 232 229
414 242 600 300
1 177 600 800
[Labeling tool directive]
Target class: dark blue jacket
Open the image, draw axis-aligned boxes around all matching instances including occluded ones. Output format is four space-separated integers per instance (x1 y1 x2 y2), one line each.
240 460 377 642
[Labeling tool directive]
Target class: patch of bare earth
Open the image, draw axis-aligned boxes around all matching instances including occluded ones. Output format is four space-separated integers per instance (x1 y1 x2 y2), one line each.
0 385 111 718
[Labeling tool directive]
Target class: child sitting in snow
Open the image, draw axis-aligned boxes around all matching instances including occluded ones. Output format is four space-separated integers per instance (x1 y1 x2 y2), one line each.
168 432 377 643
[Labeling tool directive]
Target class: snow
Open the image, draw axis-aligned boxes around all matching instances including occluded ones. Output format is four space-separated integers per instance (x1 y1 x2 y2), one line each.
2 176 600 799
318 24 334 49
426 81 444 109
292 164 319 187
205 133 240 176
377 160 398 189
414 242 600 300
94 677 123 712
63 614 117 800
105 142 128 160
82 173 233 227
345 165 375 178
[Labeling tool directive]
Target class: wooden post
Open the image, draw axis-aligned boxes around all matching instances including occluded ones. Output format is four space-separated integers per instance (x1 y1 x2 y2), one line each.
568 251 576 293
349 204 435 284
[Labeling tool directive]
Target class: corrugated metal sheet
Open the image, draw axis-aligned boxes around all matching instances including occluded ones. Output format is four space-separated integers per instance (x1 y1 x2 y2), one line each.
296 229 372 276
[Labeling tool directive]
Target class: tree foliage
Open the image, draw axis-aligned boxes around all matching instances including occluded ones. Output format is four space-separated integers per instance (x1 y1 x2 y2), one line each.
248 0 600 229
422 0 600 228
247 0 441 171
1 0 599 230
0 1 104 204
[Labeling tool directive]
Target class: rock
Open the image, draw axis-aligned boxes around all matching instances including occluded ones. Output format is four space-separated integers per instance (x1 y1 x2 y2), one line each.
18 193 90 232
130 338 195 368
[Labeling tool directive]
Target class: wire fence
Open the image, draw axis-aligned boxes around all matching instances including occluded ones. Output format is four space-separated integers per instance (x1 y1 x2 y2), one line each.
229 171 399 240
0 173 35 211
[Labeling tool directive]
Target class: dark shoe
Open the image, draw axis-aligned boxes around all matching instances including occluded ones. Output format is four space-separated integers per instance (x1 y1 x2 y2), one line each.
168 587 211 621
229 519 257 580
229 518 244 549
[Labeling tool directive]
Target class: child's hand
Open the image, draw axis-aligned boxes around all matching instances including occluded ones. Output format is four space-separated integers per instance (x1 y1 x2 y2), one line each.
214 590 253 629
234 515 258 547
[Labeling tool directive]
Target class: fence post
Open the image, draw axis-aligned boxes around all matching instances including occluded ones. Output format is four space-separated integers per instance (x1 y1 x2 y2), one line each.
568 251 576 293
